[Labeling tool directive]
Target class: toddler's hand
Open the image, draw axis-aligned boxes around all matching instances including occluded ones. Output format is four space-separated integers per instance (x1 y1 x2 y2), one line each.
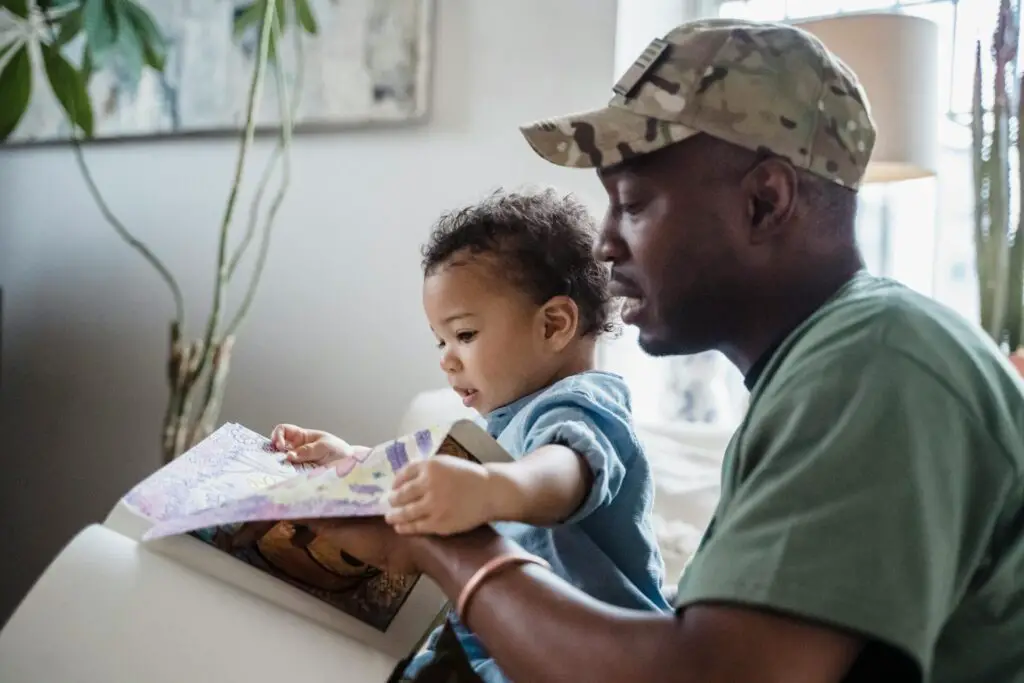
270 423 369 466
385 455 492 536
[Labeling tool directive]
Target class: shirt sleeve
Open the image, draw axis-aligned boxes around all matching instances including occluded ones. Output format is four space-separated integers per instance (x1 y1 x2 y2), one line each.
674 348 1013 676
520 388 630 524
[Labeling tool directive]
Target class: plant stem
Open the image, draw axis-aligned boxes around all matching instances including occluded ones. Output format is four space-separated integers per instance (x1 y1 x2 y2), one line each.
226 28 305 281
185 0 275 394
71 142 186 324
227 24 297 336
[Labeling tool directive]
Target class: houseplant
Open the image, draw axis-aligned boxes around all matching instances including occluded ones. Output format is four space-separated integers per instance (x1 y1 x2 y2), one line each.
0 0 318 461
972 0 1024 371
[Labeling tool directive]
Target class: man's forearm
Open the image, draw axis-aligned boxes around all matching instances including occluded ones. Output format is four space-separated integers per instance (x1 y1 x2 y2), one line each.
411 529 688 683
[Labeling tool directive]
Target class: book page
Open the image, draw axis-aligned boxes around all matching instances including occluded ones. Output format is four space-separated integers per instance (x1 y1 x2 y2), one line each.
142 423 481 539
122 422 312 524
0 525 398 683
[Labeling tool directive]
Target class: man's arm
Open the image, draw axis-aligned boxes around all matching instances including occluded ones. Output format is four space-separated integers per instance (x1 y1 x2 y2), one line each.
409 528 863 683
483 444 592 526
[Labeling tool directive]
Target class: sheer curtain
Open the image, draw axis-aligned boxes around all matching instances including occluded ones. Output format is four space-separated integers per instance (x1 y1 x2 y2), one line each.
601 0 985 428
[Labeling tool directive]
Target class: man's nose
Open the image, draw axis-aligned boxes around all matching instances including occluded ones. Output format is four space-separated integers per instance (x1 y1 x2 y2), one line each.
594 217 625 263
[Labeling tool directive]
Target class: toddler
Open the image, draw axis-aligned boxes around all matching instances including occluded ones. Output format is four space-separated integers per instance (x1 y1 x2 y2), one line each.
272 188 670 683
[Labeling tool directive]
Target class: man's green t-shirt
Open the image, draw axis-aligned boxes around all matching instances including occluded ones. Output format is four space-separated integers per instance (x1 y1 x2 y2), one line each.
674 271 1024 682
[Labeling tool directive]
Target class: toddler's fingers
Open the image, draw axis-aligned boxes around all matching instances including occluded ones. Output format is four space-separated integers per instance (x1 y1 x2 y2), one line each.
392 521 435 535
272 423 306 450
389 477 428 507
288 443 323 463
392 461 424 489
385 498 433 527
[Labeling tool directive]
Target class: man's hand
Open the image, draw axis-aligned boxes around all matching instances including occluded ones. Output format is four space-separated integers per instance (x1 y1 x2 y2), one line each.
385 455 493 535
270 423 370 470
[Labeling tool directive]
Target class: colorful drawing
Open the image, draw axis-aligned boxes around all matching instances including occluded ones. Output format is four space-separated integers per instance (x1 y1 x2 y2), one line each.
137 423 452 539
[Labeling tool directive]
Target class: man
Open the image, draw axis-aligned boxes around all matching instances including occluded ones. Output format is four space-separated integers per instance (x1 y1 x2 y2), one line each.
310 18 1024 682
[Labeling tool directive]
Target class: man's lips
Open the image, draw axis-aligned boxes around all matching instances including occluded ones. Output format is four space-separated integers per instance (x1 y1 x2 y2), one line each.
609 272 643 299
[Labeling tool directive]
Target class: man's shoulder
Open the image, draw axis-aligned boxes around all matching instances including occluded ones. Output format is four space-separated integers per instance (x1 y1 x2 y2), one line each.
756 272 1024 470
771 273 1007 389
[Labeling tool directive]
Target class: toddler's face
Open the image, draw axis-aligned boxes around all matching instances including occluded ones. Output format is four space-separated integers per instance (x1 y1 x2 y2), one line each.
423 257 555 415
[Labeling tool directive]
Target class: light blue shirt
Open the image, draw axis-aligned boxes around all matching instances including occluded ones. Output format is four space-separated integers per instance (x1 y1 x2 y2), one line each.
404 371 670 683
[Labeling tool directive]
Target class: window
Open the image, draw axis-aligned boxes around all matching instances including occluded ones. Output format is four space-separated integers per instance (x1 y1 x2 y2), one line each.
602 0 987 428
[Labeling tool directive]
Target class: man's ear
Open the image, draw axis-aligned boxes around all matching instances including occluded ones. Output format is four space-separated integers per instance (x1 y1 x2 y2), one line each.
742 158 798 243
539 296 579 350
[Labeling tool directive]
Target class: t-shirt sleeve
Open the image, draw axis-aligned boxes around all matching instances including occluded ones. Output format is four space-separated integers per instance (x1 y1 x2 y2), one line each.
675 349 1012 676
520 389 629 524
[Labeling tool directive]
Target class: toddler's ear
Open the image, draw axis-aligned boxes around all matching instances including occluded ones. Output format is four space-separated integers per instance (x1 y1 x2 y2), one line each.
541 295 579 349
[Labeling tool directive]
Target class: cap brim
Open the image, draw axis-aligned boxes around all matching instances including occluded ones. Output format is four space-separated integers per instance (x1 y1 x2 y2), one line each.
519 105 699 169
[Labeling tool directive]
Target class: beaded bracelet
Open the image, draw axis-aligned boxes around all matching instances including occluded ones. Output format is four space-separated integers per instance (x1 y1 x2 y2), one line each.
455 552 552 622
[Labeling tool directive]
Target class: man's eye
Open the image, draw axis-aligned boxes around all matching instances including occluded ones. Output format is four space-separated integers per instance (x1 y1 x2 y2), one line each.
456 331 477 343
620 200 644 215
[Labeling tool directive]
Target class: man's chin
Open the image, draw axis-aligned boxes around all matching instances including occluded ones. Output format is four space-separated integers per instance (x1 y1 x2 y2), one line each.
636 329 681 357
636 324 710 358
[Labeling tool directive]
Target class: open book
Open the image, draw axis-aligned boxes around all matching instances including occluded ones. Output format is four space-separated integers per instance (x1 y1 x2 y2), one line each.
0 419 512 683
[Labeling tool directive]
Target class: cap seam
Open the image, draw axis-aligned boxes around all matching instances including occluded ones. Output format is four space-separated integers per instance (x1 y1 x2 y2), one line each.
679 27 731 137
803 43 829 174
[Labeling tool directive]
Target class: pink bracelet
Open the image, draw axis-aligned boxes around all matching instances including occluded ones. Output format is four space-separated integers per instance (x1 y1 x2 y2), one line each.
455 552 552 622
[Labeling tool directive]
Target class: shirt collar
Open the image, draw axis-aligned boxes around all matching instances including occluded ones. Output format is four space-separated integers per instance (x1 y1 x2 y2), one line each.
484 387 547 438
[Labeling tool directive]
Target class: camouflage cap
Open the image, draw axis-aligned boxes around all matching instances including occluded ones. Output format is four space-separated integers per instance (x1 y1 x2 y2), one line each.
520 18 876 189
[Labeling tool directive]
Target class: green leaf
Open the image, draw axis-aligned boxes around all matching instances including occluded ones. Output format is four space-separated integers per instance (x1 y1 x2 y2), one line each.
41 41 94 137
121 0 166 71
232 1 263 38
0 0 29 19
80 47 93 83
0 44 32 141
0 40 18 64
294 0 316 34
111 1 144 87
54 5 84 47
83 0 118 66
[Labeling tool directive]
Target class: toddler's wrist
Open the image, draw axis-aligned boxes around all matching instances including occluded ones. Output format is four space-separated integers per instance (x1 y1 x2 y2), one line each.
482 462 526 524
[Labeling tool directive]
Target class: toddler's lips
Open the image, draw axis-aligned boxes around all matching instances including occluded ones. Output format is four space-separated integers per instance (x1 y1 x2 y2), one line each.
454 387 479 407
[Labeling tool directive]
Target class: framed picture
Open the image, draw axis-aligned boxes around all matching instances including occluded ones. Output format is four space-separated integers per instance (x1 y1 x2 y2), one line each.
0 0 434 144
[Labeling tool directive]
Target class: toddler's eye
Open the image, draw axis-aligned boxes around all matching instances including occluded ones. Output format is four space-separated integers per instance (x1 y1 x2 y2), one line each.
435 339 446 350
456 331 477 343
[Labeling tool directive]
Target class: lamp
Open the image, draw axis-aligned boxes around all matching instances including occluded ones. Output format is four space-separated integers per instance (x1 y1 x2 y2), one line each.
793 12 940 183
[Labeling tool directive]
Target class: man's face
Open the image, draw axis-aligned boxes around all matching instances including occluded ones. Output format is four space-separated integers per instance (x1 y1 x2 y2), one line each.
595 136 755 356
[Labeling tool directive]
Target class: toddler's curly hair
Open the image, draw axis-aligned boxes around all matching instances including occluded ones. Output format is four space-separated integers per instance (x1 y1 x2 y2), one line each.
422 188 616 338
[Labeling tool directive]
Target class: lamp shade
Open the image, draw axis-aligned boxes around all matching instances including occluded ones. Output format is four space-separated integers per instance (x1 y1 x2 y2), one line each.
794 13 940 183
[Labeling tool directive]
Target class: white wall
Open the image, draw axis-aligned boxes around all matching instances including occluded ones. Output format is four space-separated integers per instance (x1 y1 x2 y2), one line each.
0 0 617 623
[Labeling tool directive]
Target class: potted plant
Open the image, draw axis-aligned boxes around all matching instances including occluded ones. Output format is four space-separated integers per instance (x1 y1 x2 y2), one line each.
0 0 318 461
972 0 1024 376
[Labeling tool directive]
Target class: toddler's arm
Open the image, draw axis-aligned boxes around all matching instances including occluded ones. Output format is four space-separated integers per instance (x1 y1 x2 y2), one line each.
483 445 593 526
386 389 628 535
